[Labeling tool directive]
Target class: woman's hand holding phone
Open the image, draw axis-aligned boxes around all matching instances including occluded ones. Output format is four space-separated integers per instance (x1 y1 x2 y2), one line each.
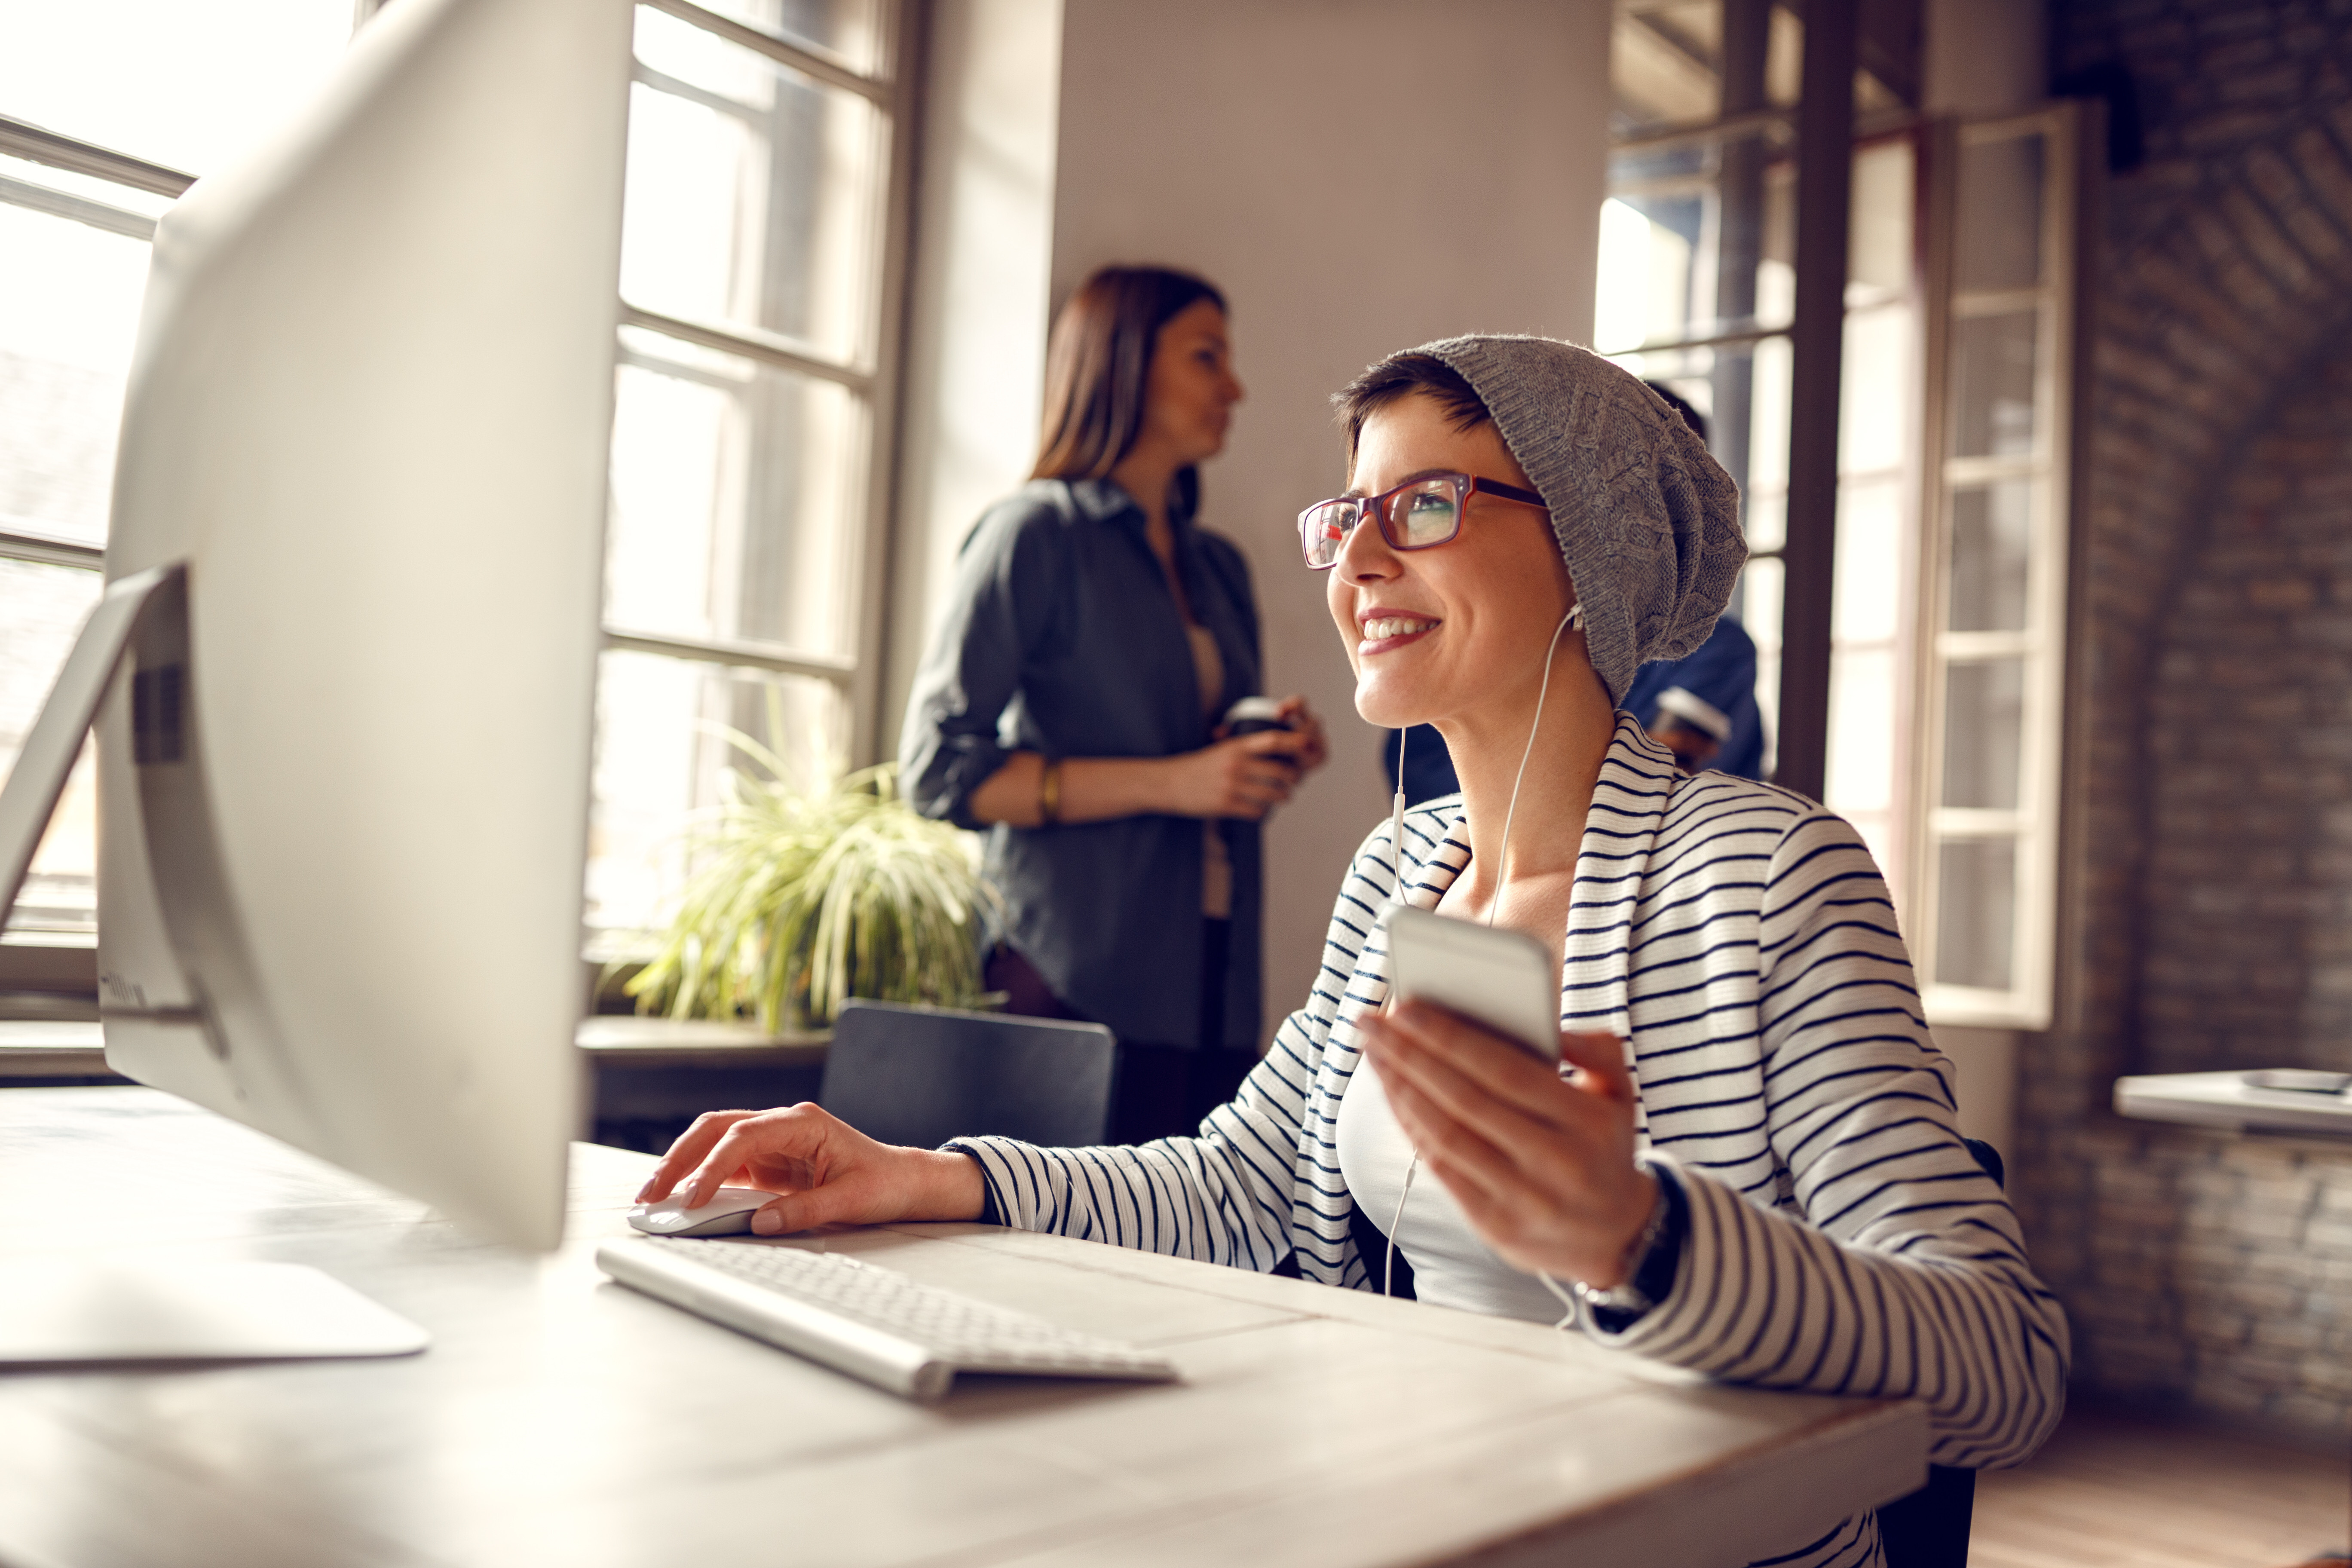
1359 1002 1657 1288
1366 907 1656 1288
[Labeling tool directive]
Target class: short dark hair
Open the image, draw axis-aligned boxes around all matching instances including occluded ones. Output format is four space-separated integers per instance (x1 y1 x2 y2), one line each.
1032 265 1226 482
1643 380 1709 444
1330 353 1491 454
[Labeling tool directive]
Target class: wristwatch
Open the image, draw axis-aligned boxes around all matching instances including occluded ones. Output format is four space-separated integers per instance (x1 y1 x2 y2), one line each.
1566 1170 1686 1328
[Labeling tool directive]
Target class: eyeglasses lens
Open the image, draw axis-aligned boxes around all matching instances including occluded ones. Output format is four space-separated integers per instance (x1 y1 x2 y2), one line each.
1303 502 1354 568
1394 480 1462 548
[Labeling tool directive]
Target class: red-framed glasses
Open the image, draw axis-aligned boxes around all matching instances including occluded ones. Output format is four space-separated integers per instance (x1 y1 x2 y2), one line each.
1297 471 1548 570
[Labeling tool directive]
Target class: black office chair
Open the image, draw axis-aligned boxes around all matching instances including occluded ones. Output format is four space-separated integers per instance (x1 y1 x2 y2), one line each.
1875 1136 2006 1568
820 999 1118 1150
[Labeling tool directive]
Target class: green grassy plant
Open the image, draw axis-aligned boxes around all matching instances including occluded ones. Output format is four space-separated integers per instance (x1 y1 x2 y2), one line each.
625 738 999 1032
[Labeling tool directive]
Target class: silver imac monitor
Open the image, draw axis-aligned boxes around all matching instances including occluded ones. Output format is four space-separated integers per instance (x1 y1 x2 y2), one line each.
0 0 632 1259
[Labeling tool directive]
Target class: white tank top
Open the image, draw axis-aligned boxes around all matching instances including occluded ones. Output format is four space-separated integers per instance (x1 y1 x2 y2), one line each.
1334 1063 1568 1323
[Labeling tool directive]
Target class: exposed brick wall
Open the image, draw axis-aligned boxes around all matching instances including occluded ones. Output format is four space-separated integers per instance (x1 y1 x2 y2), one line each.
2143 353 2352 1075
2059 1121 2352 1432
2023 0 2352 1440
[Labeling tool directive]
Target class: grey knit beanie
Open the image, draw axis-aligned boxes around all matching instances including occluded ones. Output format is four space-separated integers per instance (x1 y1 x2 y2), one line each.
1409 334 1746 707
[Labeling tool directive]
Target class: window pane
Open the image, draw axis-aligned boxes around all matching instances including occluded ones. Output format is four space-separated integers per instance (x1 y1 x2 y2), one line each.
0 196 148 943
1936 837 2015 990
623 6 888 365
1827 644 1896 816
689 0 888 77
1950 310 2040 460
1942 658 2025 810
1832 475 1903 644
0 202 151 549
588 649 846 935
1948 481 2033 632
1598 147 1794 347
0 1 350 175
0 560 104 937
1827 478 1905 894
1848 137 1914 301
1594 195 1702 353
608 328 870 658
1741 554 1784 780
1840 302 1911 476
1955 134 2044 294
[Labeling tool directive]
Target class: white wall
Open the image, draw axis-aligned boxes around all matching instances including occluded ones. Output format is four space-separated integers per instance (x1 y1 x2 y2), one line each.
880 0 1064 755
1050 0 1613 1037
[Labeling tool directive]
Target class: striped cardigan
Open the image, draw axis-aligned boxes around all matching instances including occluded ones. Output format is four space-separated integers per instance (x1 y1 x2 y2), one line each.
952 718 2069 1568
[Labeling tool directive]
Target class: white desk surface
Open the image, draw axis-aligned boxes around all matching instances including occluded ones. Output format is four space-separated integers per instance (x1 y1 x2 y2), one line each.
2115 1070 2352 1139
0 1087 1925 1568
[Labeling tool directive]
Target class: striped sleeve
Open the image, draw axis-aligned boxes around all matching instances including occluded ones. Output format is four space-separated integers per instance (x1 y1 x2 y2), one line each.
1592 811 2071 1470
943 817 1421 1272
946 1057 1302 1271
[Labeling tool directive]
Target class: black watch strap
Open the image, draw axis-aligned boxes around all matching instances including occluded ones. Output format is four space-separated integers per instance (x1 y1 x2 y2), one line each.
1577 1166 1689 1333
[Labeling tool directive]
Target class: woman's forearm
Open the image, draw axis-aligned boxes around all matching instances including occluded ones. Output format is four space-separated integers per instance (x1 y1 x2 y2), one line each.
966 752 1177 828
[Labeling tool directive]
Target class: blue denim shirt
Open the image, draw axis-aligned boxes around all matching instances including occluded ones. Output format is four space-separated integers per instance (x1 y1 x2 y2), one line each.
898 478 1263 1052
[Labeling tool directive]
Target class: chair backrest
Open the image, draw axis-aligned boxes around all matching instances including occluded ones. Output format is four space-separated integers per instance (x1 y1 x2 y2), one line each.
820 1000 1118 1150
1877 1137 2005 1568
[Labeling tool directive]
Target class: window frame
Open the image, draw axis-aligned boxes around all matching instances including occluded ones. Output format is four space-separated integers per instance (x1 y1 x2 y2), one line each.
601 0 920 770
0 114 192 963
0 0 925 966
1907 103 2086 1030
0 116 187 579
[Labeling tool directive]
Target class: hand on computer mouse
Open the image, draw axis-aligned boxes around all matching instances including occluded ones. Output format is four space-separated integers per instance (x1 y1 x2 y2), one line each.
637 1103 987 1235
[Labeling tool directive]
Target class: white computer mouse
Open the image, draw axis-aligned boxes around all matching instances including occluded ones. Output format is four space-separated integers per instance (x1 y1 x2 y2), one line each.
626 1185 775 1237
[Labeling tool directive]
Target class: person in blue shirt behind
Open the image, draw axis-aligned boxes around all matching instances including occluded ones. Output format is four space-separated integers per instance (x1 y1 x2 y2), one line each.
1383 380 1766 799
1620 615 1765 777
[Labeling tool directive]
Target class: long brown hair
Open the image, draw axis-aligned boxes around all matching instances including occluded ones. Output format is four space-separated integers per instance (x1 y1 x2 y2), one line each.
1032 265 1227 483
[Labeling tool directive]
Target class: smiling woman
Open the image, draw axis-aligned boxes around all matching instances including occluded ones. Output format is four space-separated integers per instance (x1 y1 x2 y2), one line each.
648 334 2068 1568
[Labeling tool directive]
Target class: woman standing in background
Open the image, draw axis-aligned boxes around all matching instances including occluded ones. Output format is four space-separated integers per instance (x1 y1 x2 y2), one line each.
899 266 1327 1142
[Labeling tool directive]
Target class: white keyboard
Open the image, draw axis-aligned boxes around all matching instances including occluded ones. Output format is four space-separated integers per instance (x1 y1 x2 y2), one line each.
594 1236 1179 1401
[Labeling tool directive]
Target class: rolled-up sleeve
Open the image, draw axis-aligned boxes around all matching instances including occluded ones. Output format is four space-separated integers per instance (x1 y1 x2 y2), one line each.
898 497 1065 829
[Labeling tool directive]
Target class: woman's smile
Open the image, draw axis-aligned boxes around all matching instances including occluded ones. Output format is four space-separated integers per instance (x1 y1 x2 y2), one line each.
1358 611 1441 655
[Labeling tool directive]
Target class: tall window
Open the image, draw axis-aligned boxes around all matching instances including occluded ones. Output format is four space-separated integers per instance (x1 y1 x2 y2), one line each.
1600 6 2084 1031
591 0 912 944
0 2 354 948
1911 108 2082 1028
1596 0 1921 885
0 0 915 971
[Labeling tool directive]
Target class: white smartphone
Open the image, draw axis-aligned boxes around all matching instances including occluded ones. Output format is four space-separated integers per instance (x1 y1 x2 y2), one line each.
1384 905 1561 1063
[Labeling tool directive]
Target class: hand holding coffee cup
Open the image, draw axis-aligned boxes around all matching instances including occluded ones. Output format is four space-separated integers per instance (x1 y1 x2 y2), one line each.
1222 696 1293 738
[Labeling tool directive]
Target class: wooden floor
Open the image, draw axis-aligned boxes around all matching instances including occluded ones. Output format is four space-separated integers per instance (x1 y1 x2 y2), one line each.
1972 1406 2351 1568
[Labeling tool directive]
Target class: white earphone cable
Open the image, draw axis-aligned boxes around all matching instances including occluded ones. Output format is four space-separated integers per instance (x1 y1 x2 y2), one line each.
1488 603 1580 931
1381 599 1583 1297
1389 726 1409 906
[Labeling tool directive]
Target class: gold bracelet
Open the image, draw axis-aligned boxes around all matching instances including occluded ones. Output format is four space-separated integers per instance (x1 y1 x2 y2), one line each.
1038 758 1063 826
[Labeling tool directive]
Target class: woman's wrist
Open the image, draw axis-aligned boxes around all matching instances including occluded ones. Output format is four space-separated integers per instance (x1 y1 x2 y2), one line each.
1580 1171 1664 1289
1063 755 1191 822
968 751 1218 827
1037 758 1063 825
911 1148 989 1222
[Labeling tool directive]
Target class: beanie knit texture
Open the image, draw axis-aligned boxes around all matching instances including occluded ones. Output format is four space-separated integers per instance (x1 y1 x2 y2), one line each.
1411 334 1746 706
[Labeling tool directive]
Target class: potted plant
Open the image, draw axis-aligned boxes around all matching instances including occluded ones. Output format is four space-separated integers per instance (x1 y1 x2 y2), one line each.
625 735 1000 1033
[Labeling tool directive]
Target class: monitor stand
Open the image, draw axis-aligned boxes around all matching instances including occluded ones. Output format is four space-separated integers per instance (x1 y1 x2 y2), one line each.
0 561 430 1363
0 1259 428 1364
